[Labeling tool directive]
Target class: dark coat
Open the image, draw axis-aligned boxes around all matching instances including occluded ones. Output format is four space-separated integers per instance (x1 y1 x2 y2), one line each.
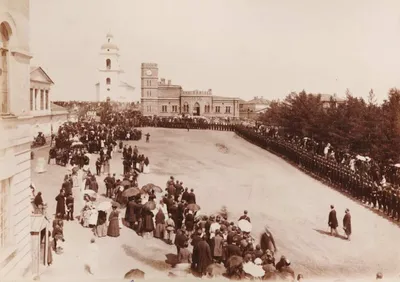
260 231 276 252
55 194 65 215
184 213 195 231
125 200 136 223
174 232 188 248
142 209 154 232
343 213 352 235
197 240 213 274
226 244 242 259
328 209 338 228
187 192 196 204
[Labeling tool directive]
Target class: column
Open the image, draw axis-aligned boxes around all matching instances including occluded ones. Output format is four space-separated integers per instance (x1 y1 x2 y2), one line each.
35 89 39 111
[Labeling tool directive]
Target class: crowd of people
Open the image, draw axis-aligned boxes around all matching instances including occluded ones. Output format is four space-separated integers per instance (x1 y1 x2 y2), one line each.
29 103 392 280
107 172 297 280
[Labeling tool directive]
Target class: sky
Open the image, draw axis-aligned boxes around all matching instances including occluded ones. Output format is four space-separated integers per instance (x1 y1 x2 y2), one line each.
30 0 400 102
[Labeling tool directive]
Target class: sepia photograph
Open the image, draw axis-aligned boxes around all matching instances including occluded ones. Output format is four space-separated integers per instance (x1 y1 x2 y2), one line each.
1 0 400 281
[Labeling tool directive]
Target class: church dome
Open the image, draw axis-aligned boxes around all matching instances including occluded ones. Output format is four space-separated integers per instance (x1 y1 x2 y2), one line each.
101 42 119 50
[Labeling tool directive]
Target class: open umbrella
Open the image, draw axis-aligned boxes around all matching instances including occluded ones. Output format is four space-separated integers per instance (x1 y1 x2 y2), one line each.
83 190 97 197
206 263 226 277
121 180 131 187
122 187 141 198
144 201 156 210
186 203 201 212
238 219 252 233
111 201 121 208
142 183 163 193
97 201 112 211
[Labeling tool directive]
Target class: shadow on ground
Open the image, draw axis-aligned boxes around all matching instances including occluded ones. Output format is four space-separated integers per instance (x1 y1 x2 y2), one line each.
122 244 170 271
313 229 348 241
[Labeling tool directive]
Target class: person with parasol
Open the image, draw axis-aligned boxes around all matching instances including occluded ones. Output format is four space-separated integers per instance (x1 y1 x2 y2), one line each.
141 201 155 238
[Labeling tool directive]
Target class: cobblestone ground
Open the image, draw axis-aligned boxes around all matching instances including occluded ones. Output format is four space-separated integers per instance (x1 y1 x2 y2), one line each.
31 128 400 281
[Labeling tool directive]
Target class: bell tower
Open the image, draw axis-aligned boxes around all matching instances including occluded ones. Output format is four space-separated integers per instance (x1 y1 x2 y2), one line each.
97 33 123 102
141 63 159 115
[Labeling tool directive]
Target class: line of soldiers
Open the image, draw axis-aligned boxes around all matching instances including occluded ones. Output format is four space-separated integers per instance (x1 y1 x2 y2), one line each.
130 119 400 223
235 125 400 222
140 119 235 131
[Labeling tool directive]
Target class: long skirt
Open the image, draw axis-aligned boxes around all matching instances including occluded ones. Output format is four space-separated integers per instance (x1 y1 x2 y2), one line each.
72 175 79 187
107 219 120 237
154 223 165 238
143 164 150 174
95 223 107 237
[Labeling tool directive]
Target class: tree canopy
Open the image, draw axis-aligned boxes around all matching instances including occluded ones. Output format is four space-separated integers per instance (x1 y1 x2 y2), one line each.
258 88 400 163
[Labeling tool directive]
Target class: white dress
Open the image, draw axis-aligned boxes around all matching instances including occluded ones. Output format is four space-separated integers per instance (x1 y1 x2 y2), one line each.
89 208 98 226
143 164 150 174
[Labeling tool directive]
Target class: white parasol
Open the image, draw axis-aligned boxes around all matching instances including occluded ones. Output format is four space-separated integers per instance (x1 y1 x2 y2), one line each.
97 201 112 211
83 190 97 197
237 219 252 233
243 263 265 278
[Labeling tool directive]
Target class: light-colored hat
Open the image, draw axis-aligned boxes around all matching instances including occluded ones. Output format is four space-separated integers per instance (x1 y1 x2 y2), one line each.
254 258 262 265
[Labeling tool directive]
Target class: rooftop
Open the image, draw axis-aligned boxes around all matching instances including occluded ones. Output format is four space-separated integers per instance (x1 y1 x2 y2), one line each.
245 96 270 105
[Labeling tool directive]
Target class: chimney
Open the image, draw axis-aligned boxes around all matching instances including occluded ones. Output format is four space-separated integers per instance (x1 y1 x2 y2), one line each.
168 80 171 85
161 78 165 84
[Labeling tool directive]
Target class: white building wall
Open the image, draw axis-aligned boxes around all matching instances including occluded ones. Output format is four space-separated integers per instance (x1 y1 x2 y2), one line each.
0 0 33 278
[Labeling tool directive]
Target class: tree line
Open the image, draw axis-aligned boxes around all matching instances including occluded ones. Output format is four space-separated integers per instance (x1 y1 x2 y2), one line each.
258 88 400 164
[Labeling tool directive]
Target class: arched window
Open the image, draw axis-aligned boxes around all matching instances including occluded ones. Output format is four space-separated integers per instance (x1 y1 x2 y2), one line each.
106 59 111 69
106 78 111 85
0 22 11 114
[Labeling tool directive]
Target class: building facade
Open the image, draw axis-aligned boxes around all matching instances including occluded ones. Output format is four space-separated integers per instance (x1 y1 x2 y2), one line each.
95 33 136 102
239 96 270 120
141 63 240 118
0 0 34 277
29 66 68 138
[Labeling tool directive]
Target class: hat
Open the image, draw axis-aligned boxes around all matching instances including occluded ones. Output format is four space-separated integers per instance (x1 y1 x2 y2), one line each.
244 210 248 214
254 258 262 265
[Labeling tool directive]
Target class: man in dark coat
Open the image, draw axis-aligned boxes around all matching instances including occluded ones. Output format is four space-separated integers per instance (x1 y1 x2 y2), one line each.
238 210 251 222
181 188 189 202
174 229 188 255
328 205 339 236
55 189 66 219
191 229 202 270
125 199 136 229
196 236 213 276
343 208 352 240
260 227 277 254
226 241 242 259
65 193 74 221
187 189 196 204
104 173 114 198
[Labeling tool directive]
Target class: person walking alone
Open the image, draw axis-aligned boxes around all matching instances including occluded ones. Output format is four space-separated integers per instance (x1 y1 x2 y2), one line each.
328 205 338 236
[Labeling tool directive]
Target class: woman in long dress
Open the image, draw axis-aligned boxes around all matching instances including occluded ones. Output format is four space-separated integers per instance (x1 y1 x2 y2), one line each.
143 157 150 174
142 207 155 238
107 206 120 237
103 158 110 175
154 208 165 239
95 210 107 237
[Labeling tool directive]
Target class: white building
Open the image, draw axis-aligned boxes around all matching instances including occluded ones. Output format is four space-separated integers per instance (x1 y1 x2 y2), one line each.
95 33 136 102
29 66 68 138
0 0 34 277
